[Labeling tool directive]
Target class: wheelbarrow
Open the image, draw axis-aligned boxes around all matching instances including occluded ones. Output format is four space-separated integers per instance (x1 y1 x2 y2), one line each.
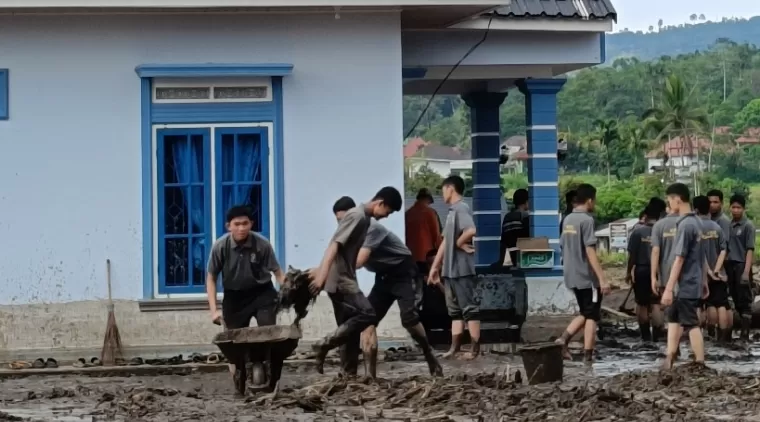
212 324 301 395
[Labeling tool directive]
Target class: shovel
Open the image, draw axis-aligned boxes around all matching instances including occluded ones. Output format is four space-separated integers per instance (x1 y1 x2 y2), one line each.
617 288 635 315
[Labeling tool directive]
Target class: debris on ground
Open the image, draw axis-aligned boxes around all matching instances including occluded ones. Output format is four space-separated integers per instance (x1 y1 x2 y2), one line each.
278 267 318 325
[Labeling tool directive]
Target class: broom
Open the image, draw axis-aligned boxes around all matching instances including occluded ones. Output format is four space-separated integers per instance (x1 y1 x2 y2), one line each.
100 259 124 366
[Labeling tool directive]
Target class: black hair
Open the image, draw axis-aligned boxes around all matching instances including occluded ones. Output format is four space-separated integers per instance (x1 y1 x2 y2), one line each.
332 196 356 214
644 205 660 220
372 186 403 212
513 188 529 207
574 184 596 204
639 209 647 219
665 183 690 202
693 195 710 215
706 189 724 202
730 194 746 208
565 190 577 206
416 188 433 202
441 175 466 195
225 205 252 223
647 197 667 215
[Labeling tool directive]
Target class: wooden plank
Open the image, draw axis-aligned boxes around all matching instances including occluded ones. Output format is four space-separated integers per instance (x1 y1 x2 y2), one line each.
601 306 634 320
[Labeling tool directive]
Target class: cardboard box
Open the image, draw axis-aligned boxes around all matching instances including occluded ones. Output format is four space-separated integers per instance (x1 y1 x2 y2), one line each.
516 237 554 269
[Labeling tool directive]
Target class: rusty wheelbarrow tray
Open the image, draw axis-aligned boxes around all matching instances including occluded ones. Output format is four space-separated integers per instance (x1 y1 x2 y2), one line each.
212 325 301 395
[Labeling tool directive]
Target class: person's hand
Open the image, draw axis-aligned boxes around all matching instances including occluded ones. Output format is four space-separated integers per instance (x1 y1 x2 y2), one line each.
661 289 674 306
707 268 716 280
458 243 475 254
651 278 659 296
742 272 751 283
307 267 326 295
625 273 633 285
428 267 441 285
716 270 728 282
702 283 710 299
600 280 611 296
211 309 222 326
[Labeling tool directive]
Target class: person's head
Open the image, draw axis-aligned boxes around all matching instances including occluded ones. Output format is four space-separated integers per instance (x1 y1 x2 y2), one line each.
225 205 253 242
441 175 465 204
513 188 529 210
647 197 667 217
573 184 597 212
368 186 403 220
644 205 660 221
332 196 356 222
665 183 690 214
693 195 710 216
638 209 647 222
730 194 746 220
416 188 434 205
706 189 724 215
565 190 577 210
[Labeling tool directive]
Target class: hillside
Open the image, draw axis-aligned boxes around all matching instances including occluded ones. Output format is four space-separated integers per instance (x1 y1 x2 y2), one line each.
607 17 760 61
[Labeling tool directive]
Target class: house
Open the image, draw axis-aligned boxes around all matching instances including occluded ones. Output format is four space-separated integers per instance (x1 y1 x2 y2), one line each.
646 136 710 181
405 144 472 177
0 0 616 356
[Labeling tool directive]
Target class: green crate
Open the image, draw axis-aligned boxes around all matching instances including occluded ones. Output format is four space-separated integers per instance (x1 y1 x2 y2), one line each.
518 249 555 269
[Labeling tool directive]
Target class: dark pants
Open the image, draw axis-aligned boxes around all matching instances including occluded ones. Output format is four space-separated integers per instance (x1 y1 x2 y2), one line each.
667 298 700 328
726 261 754 317
444 275 480 322
369 260 422 328
706 280 730 309
327 291 376 374
633 266 653 306
573 288 602 322
222 284 278 329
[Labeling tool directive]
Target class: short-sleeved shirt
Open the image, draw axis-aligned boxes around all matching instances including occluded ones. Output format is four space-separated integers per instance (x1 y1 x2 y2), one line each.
712 212 731 243
326 205 372 294
207 232 280 290
727 216 756 263
560 209 598 289
651 214 679 286
699 216 727 280
362 220 411 274
672 213 704 299
442 200 476 278
627 223 654 267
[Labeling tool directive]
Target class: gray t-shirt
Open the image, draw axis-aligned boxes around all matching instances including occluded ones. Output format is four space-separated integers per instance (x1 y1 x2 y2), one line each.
700 216 727 280
727 216 756 263
651 214 679 287
442 200 476 278
326 205 371 294
712 212 731 244
206 232 280 290
627 224 653 267
560 210 598 289
362 220 411 274
672 213 704 300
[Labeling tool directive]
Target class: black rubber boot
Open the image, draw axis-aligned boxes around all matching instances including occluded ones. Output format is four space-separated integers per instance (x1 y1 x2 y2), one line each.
707 325 716 339
741 316 751 341
640 323 652 342
408 324 443 377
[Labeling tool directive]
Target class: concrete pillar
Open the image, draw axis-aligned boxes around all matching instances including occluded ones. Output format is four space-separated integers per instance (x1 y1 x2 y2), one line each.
517 78 566 267
462 92 508 269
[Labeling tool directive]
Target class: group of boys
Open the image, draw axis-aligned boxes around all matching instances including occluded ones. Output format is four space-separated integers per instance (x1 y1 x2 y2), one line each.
205 175 481 384
556 182 756 369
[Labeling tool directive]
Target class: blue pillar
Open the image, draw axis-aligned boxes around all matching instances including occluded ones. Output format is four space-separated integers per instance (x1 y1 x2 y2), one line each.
462 92 508 269
517 78 566 267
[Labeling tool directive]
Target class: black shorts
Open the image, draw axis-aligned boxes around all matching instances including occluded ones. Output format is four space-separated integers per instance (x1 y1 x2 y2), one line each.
573 288 602 322
633 266 653 306
222 284 278 329
444 275 480 322
369 261 422 328
726 261 754 316
706 280 730 309
666 298 700 328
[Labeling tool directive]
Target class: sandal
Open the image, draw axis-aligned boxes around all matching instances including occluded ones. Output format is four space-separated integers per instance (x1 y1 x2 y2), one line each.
73 358 91 368
189 353 205 363
206 353 221 364
32 358 46 369
8 361 31 370
90 357 103 366
128 357 144 366
45 358 58 368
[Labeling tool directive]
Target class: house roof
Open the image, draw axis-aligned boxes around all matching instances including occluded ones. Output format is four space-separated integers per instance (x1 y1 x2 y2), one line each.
403 137 428 158
413 144 470 161
645 136 711 159
502 135 527 149
489 0 617 21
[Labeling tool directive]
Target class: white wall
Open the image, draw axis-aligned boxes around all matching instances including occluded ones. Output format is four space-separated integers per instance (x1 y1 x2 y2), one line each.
0 13 403 304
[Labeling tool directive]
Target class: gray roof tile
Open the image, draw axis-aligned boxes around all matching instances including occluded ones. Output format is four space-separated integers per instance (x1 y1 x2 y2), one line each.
490 0 617 21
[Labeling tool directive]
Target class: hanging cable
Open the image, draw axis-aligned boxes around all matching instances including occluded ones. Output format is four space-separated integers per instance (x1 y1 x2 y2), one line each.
404 15 495 140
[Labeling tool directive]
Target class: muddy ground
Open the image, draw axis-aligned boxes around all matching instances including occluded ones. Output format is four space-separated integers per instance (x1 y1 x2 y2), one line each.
3 335 760 422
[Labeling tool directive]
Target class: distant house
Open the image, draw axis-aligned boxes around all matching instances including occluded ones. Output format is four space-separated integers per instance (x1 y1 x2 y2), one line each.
646 136 710 182
501 135 528 174
405 195 510 224
405 144 472 178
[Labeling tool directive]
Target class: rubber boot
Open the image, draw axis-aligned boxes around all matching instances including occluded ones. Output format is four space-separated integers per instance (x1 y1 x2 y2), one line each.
651 326 663 343
442 333 462 359
716 328 724 344
639 323 652 342
707 325 716 339
312 323 352 374
583 349 594 364
740 316 751 342
408 324 443 377
340 344 359 377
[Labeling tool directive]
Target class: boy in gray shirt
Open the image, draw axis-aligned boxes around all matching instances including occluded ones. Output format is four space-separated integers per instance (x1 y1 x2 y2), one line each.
650 208 679 339
429 175 479 360
694 195 729 342
308 187 403 374
661 183 707 369
726 194 756 341
332 197 442 379
626 205 660 342
557 184 609 363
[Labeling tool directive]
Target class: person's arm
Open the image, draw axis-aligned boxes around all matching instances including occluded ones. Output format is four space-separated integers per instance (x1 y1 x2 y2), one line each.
715 227 728 275
427 209 442 250
580 218 607 290
650 223 662 287
311 213 360 291
456 207 476 249
206 240 224 322
429 239 446 283
744 222 756 279
357 224 385 269
261 241 285 285
664 223 691 295
626 231 640 283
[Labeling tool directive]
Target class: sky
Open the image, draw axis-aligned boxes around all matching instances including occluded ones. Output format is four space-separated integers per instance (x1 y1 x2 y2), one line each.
612 0 760 32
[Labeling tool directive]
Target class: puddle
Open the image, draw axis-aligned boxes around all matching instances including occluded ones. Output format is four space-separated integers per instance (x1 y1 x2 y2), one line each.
1 407 125 421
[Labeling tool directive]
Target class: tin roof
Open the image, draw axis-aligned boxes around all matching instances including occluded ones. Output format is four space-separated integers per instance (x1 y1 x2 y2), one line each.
489 0 617 21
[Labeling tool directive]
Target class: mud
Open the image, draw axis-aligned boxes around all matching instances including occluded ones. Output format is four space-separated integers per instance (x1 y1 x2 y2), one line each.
278 267 317 325
3 340 760 422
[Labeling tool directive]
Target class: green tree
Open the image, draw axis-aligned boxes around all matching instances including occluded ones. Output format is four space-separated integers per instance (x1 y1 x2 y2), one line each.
592 119 620 184
404 164 444 196
732 98 760 133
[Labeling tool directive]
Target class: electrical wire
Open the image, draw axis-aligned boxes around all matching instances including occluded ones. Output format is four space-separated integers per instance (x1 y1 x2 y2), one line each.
404 15 495 140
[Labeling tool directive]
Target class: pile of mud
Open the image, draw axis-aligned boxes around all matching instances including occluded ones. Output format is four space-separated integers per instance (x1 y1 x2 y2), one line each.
248 364 760 421
278 267 318 325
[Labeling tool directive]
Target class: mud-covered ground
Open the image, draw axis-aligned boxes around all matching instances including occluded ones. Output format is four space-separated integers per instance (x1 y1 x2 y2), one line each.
3 336 760 422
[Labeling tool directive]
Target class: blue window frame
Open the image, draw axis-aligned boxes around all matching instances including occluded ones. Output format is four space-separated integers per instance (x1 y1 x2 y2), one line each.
156 128 212 294
0 69 8 120
214 127 270 241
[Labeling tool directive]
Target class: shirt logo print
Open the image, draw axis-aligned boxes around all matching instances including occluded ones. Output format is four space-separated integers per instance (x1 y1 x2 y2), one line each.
250 253 258 264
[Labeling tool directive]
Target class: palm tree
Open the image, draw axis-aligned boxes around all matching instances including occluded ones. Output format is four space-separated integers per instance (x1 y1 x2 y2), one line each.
648 25 654 32
623 124 651 174
658 19 664 30
592 119 620 184
642 75 709 189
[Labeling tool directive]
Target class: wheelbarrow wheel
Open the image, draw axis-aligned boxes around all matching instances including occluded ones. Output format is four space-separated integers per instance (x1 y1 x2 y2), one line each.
233 366 247 395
